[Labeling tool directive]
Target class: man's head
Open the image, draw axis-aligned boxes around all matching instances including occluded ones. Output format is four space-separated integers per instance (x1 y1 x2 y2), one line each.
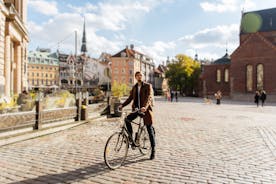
135 71 142 82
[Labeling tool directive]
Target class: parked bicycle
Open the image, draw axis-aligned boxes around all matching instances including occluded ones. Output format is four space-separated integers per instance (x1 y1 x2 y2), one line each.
104 108 151 169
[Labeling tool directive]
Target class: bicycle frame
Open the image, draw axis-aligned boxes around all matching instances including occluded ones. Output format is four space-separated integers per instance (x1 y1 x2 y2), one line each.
120 111 145 147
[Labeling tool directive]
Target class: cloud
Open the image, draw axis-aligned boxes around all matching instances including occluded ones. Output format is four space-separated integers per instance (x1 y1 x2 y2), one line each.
29 0 58 16
200 0 276 13
136 41 176 64
200 0 239 13
28 0 176 58
179 24 239 49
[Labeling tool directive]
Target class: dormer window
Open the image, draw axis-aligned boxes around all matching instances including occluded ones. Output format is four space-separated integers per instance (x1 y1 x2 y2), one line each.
121 52 126 57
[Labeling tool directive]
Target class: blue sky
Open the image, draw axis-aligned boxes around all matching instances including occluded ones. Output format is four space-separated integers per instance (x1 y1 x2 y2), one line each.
27 0 276 64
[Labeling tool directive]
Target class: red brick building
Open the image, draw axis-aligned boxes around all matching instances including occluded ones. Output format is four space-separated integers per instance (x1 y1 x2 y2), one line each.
200 8 276 102
200 52 231 97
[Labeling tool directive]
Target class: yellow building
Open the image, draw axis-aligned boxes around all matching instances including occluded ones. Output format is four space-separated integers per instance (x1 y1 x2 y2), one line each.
0 0 29 97
28 49 59 89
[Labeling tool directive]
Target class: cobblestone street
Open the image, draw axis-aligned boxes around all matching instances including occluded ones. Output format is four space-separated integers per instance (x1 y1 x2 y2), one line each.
1 97 276 184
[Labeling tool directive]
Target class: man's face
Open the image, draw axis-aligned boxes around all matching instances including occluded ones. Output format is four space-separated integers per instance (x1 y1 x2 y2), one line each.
135 73 142 82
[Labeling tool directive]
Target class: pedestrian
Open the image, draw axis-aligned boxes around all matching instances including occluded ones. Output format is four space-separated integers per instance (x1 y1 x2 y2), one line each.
166 90 171 102
214 90 222 105
170 90 174 102
254 91 260 107
175 91 178 102
119 71 156 160
260 90 267 107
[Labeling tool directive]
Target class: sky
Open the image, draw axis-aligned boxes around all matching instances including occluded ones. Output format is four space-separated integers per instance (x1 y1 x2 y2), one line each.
27 0 276 64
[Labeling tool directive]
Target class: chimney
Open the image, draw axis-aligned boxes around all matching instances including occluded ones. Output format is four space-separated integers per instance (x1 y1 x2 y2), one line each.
130 44 134 50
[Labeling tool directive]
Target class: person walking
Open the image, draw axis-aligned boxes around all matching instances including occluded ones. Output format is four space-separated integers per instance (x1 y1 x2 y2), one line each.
170 90 174 102
254 91 260 107
215 90 222 105
119 71 156 160
260 90 267 107
175 91 178 102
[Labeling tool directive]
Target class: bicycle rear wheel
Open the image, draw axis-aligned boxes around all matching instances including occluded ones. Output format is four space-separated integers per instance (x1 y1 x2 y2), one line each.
138 127 151 155
104 132 129 169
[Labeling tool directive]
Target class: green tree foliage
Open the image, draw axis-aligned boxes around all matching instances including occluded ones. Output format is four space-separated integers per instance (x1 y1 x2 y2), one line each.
165 54 201 96
111 81 130 98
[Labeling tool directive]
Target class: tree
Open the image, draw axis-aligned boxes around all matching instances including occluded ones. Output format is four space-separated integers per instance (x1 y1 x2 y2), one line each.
111 81 130 98
165 54 201 96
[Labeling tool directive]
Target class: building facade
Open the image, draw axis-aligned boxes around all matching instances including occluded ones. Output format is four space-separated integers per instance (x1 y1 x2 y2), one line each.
59 53 84 90
0 0 29 96
200 52 231 97
111 45 155 86
200 8 276 102
231 8 276 101
27 49 59 89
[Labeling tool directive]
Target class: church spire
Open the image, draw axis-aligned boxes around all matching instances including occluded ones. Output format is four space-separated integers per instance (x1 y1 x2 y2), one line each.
81 17 87 54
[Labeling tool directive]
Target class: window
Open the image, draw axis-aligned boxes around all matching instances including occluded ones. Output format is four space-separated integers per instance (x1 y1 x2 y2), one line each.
129 70 133 75
32 72 34 77
42 80 44 84
246 65 253 92
224 69 229 82
216 69 221 83
257 64 264 90
37 73 39 77
129 78 132 83
50 74 52 78
46 74 48 78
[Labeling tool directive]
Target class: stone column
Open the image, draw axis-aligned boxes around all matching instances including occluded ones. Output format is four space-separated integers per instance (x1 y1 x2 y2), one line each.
15 44 22 94
4 35 11 97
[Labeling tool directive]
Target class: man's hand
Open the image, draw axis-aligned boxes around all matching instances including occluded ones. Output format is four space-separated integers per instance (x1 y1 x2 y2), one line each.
141 107 146 112
118 105 123 111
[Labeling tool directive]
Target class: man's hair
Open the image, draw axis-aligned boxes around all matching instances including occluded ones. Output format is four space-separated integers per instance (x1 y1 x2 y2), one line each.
135 71 142 76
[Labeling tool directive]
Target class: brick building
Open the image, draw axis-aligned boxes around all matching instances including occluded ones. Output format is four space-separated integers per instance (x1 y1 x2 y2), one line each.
200 52 231 97
111 44 155 87
200 7 276 102
0 0 29 96
27 49 59 89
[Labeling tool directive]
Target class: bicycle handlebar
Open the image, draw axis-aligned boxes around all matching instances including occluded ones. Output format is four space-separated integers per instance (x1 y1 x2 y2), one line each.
117 106 145 116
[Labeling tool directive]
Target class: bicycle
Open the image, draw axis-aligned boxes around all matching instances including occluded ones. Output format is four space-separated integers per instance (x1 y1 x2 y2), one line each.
104 108 151 169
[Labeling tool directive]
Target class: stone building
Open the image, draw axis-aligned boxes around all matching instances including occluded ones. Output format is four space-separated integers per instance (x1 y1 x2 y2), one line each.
27 49 59 89
111 45 155 86
200 7 276 102
0 0 29 96
153 64 169 95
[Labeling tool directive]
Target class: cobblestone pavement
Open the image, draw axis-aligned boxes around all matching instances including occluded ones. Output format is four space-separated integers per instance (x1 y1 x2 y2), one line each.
1 97 276 184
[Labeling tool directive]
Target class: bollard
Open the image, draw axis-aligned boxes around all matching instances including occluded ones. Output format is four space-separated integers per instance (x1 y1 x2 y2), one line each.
34 100 42 129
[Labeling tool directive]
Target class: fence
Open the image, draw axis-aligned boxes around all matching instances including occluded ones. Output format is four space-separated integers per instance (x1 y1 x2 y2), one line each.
0 93 106 137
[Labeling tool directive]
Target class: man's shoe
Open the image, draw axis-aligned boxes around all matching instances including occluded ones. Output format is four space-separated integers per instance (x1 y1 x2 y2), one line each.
150 150 155 160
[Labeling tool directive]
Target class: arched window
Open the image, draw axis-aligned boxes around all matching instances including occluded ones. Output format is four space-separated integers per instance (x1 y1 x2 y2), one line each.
246 65 253 92
224 69 229 82
216 69 221 83
257 64 264 90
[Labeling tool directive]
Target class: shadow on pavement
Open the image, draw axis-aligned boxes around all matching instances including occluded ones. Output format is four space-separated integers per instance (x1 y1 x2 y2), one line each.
11 153 149 184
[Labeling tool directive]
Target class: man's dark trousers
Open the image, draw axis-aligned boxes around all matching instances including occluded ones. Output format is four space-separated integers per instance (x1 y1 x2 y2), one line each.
125 111 155 149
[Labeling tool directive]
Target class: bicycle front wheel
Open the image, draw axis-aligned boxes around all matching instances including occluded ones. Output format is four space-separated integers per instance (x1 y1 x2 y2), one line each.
104 132 129 169
139 127 151 155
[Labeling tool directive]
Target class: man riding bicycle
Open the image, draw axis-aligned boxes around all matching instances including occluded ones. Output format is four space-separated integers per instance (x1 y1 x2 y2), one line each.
119 71 156 160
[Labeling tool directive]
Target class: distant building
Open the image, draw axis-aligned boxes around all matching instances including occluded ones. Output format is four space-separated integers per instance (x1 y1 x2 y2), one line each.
59 53 84 90
153 64 169 95
0 0 29 96
200 51 231 97
200 7 276 102
111 45 155 86
27 49 59 89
